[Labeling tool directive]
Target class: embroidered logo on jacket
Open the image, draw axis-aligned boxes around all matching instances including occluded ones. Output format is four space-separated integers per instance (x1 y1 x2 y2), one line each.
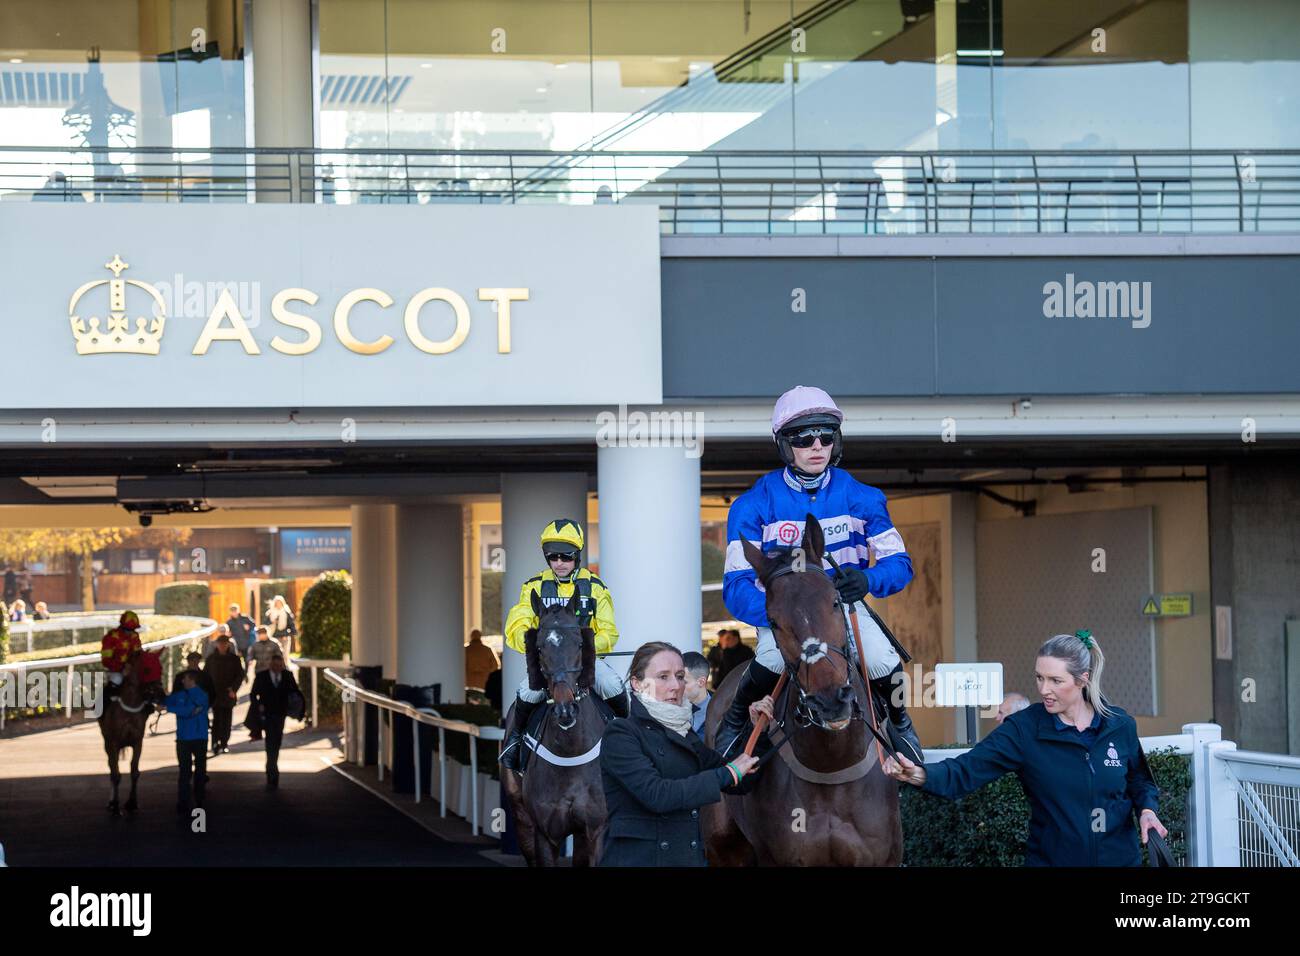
1104 742 1124 768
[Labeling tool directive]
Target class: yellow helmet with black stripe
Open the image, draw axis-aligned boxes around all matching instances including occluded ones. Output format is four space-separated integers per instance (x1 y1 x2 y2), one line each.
539 518 585 556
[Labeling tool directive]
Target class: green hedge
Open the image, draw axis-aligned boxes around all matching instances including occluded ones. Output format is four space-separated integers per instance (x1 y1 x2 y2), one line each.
155 582 210 617
0 602 8 664
900 747 1192 866
298 571 351 722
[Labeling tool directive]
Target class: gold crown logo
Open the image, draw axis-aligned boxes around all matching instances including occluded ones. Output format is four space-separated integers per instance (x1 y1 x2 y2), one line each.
67 254 166 355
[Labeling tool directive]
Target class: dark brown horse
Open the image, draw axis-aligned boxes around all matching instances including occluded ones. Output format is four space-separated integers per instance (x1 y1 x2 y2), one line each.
703 514 903 866
501 589 608 866
99 650 165 815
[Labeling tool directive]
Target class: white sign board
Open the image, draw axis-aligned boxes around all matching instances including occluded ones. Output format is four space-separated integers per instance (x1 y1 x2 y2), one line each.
1 203 663 409
934 662 1005 708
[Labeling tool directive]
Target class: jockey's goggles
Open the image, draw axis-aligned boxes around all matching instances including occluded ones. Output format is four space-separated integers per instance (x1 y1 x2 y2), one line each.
785 425 840 448
545 550 578 562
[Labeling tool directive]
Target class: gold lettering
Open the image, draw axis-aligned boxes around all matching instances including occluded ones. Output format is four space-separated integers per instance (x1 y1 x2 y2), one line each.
193 289 260 354
334 288 394 355
404 288 470 355
270 288 322 355
478 288 529 353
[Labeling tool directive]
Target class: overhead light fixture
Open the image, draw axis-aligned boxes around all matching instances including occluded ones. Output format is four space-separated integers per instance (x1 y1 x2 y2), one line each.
956 49 1005 57
8 57 23 64
420 62 433 69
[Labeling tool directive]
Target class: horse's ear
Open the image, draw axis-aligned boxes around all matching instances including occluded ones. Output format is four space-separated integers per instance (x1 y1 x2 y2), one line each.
802 513 826 568
579 628 596 689
530 589 543 616
524 628 545 691
741 538 771 583
566 587 582 618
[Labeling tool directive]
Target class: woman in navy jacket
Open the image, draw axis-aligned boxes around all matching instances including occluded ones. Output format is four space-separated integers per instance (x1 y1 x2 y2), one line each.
886 631 1168 866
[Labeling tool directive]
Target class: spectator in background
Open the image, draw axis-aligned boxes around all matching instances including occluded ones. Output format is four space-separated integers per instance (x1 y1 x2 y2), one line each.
17 567 32 608
173 651 215 703
708 629 754 690
32 601 51 621
682 651 712 735
267 595 297 656
226 603 256 667
164 671 209 813
7 599 26 622
205 633 245 755
464 629 500 691
248 625 283 675
2 566 16 605
252 652 300 789
996 692 1031 724
484 668 503 714
706 628 730 689
204 622 231 658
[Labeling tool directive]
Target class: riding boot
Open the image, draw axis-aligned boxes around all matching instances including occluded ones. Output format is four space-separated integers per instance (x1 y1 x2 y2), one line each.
602 689 629 719
715 663 782 759
499 695 540 773
870 667 925 766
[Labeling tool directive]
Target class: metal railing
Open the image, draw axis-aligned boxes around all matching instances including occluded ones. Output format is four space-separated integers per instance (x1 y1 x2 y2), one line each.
0 617 216 729
321 666 503 836
3 146 1298 235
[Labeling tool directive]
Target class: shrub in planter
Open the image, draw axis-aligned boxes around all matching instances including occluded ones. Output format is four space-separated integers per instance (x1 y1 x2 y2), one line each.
900 746 1192 866
154 582 210 617
297 570 351 722
0 603 8 664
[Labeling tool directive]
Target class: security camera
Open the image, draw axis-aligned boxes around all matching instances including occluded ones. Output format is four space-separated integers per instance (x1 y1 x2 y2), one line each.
139 514 153 528
1019 398 1032 412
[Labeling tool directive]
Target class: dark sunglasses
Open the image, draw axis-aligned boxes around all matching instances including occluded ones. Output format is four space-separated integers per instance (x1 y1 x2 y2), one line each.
786 426 839 448
545 551 578 562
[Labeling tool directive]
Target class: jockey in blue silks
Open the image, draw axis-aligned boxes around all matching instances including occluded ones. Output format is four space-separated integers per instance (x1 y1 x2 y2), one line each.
717 385 924 763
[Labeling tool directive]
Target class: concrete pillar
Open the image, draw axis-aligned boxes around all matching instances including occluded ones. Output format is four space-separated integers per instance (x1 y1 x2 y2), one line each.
350 504 394 668
394 504 465 702
500 474 589 702
597 446 701 679
944 492 979 743
1207 461 1300 752
251 0 313 199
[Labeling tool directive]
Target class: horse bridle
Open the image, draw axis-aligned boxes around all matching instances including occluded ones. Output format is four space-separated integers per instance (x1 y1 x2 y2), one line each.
538 621 588 704
762 561 897 762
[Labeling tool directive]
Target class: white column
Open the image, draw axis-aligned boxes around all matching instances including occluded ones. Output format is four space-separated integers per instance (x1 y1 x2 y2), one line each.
395 504 465 702
944 492 978 743
500 473 589 702
597 445 701 679
350 504 395 669
252 0 313 200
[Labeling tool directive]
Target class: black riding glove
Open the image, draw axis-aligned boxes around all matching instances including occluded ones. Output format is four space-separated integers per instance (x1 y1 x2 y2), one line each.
832 566 870 605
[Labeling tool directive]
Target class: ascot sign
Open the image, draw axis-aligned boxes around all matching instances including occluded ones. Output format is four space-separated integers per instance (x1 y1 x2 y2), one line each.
71 254 528 357
9 203 663 408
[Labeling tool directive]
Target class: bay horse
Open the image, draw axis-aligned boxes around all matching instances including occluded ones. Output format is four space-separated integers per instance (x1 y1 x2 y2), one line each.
99 650 165 815
501 589 609 866
703 514 903 866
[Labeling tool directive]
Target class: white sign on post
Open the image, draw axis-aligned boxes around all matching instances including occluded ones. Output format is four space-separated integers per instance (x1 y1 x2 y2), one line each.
934 663 1005 708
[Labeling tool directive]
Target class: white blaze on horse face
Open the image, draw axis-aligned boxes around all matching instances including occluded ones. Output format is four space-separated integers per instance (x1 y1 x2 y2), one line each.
546 630 562 647
801 637 829 665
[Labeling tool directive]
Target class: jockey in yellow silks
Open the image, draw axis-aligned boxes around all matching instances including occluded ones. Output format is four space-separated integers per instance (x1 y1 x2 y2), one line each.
499 518 628 771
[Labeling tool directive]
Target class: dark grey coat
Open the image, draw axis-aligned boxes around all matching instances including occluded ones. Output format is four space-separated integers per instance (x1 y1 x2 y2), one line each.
599 694 740 867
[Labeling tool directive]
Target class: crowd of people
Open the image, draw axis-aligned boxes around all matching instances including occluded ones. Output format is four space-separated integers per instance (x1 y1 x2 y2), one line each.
98 601 303 815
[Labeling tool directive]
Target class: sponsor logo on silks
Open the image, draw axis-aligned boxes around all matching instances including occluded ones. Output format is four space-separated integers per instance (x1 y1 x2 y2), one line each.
776 521 800 545
1104 742 1124 768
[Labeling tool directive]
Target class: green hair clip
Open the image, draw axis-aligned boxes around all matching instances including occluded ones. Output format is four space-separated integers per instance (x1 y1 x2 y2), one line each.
1075 629 1094 649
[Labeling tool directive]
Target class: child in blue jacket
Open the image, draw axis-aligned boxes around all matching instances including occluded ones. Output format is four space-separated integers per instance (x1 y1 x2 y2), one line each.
165 671 210 813
887 632 1168 866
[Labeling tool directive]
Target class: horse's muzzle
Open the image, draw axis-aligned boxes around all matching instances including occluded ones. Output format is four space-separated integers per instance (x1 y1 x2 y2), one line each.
551 684 577 730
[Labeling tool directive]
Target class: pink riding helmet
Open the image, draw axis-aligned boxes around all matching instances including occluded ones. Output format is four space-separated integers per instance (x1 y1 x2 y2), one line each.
771 385 844 434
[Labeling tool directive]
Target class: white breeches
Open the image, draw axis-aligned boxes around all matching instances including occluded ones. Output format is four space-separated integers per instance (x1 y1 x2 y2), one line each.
516 657 625 704
753 603 900 680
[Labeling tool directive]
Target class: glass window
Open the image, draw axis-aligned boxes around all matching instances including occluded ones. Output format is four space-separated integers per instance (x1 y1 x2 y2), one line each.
0 0 247 198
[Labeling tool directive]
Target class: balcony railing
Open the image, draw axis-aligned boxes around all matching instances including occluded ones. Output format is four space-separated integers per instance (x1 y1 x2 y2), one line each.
3 147 1298 235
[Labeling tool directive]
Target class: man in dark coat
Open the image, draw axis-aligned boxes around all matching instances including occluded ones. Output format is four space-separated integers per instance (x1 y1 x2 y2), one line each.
204 633 246 755
251 653 300 788
225 604 256 667
599 692 753 866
